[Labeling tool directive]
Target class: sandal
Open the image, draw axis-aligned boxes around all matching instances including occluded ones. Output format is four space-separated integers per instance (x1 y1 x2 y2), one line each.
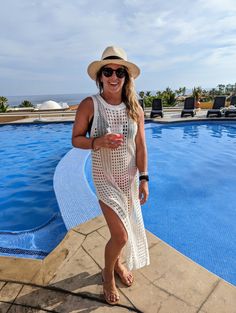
101 270 120 305
114 268 134 287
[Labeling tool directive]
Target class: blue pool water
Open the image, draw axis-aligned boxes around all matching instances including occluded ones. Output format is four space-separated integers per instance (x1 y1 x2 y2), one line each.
1 121 235 284
144 121 236 285
0 123 72 258
0 123 72 231
86 121 236 285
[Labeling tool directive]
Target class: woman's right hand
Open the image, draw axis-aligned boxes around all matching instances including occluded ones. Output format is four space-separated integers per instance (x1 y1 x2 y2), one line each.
94 133 124 150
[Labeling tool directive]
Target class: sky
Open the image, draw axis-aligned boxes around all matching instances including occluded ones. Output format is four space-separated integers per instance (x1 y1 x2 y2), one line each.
0 0 236 96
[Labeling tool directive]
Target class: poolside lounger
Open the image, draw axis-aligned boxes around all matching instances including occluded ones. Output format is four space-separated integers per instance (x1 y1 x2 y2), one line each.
225 96 236 117
181 97 196 117
139 99 145 111
206 96 226 117
150 98 163 118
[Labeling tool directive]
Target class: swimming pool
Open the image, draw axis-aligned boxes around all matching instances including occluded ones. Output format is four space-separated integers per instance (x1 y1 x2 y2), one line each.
85 121 236 285
0 123 71 257
1 121 235 285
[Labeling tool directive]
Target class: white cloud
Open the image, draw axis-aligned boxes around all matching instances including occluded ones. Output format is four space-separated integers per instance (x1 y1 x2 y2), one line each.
0 0 236 95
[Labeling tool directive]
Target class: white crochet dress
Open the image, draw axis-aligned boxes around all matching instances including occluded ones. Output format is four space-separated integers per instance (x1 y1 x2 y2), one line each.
91 94 150 270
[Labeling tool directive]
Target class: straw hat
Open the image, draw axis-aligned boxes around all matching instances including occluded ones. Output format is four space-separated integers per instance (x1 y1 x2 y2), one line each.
87 46 140 80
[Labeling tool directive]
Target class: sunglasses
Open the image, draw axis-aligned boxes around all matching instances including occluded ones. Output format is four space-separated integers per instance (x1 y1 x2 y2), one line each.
102 67 127 78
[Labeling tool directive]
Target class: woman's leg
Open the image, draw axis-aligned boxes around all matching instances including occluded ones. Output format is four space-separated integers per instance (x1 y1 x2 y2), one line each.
114 254 134 286
99 200 128 303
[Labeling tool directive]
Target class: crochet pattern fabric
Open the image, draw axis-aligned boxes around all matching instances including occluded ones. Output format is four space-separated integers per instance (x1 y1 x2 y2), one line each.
91 94 150 270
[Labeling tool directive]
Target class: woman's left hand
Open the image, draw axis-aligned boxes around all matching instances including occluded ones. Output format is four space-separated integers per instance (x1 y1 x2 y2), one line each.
139 181 149 205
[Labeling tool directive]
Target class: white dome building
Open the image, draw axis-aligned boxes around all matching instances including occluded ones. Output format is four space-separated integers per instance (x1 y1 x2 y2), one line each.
38 100 62 110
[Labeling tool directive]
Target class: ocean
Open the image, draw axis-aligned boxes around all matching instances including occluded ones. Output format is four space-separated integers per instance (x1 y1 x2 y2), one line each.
5 93 92 107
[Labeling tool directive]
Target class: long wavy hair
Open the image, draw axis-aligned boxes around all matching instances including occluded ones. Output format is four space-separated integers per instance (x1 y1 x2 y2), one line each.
96 66 140 123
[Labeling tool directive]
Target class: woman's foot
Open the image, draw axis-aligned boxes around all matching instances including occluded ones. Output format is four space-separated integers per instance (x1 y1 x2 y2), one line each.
114 262 134 287
102 269 120 305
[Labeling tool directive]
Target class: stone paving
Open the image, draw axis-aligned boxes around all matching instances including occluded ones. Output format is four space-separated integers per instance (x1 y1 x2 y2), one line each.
0 216 236 313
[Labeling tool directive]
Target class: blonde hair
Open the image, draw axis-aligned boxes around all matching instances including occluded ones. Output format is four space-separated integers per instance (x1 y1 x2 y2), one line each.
96 66 140 123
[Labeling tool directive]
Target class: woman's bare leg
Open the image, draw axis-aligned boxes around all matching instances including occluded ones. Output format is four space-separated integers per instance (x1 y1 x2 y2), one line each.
99 200 128 303
114 254 134 286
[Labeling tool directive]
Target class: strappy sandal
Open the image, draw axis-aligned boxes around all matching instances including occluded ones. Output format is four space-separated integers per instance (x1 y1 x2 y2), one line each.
114 269 134 287
101 270 120 305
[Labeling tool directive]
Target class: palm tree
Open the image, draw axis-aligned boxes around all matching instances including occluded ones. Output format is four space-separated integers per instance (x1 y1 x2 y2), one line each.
192 86 202 101
217 84 225 94
0 96 9 112
138 91 145 99
162 87 176 106
19 100 33 107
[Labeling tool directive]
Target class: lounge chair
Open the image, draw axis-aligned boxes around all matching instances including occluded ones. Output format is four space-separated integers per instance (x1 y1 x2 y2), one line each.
150 98 163 118
139 99 145 111
225 96 236 117
181 97 196 117
206 96 226 117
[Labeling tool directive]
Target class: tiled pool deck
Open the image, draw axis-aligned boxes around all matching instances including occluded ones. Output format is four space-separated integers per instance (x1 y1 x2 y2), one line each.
0 108 236 312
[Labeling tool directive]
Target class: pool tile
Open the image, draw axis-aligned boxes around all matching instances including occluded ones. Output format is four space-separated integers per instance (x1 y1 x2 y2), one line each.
200 280 236 313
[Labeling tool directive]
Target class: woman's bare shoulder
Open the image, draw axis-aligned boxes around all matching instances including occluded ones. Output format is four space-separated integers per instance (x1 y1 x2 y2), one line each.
77 96 94 112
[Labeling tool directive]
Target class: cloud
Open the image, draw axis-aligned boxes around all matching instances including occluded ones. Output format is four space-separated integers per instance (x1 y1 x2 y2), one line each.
0 0 236 94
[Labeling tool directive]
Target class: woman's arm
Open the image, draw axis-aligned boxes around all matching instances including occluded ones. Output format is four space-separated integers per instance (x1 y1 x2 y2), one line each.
135 107 149 205
72 97 94 149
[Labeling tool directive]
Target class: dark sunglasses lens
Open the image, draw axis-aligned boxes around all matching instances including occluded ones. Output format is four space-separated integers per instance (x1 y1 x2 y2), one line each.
116 68 126 78
102 67 126 78
102 68 113 77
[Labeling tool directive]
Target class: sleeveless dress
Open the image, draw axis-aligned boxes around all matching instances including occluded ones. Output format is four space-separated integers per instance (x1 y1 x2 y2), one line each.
90 94 150 270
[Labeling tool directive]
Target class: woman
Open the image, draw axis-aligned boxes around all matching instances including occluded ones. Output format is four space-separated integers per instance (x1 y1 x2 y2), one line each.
72 46 150 305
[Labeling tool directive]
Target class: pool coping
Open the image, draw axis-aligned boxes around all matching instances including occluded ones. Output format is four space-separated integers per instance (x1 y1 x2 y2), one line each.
0 215 236 312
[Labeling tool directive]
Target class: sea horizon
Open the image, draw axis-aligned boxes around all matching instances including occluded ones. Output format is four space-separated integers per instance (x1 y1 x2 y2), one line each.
4 92 94 107
4 89 196 107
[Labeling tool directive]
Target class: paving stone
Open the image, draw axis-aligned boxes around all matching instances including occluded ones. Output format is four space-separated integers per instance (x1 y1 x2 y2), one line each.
0 301 12 313
15 285 130 313
32 229 85 285
145 230 161 250
140 241 219 307
7 305 48 313
82 230 107 269
0 283 23 302
73 215 106 235
118 270 169 312
97 225 110 240
49 246 133 308
14 285 68 310
48 246 102 292
0 283 5 291
158 296 198 313
0 256 41 284
200 280 236 313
